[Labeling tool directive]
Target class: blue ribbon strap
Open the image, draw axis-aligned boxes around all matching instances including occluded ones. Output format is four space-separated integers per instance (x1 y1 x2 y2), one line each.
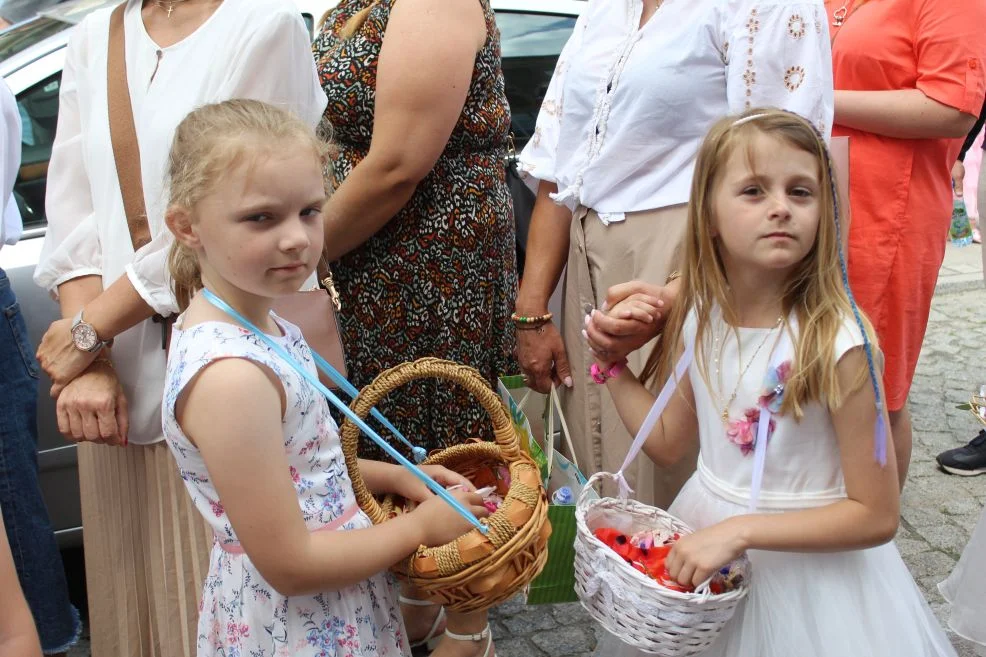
201 289 487 534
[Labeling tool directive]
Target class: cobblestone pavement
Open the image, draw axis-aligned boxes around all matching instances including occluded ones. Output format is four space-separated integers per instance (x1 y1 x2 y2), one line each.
488 282 986 657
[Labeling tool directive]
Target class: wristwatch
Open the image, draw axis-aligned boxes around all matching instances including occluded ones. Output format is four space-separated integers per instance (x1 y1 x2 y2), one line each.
70 309 112 353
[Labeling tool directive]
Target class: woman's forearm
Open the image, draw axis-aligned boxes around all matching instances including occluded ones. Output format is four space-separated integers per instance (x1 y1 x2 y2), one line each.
834 89 977 139
322 150 421 262
55 275 103 319
58 274 155 337
514 181 571 314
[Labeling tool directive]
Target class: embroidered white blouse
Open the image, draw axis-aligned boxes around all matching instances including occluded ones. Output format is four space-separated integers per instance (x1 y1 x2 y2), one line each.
34 0 327 444
519 0 834 218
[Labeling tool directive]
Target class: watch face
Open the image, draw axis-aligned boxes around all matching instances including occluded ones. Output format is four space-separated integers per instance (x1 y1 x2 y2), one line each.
72 323 100 352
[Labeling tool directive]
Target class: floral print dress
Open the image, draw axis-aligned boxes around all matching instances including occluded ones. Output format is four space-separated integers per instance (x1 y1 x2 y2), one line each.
313 0 518 461
162 316 409 657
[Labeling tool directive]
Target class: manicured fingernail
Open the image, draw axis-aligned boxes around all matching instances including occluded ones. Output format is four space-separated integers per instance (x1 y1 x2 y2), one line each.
581 329 588 341
601 301 609 311
564 376 573 388
584 314 591 326
591 309 601 318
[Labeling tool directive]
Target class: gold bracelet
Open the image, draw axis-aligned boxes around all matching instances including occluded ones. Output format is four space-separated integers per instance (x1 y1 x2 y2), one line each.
665 270 681 285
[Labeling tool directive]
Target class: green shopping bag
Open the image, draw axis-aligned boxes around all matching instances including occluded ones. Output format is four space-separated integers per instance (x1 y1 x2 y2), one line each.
496 380 593 605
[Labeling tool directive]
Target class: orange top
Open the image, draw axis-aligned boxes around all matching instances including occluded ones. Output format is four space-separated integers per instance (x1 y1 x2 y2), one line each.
828 0 986 409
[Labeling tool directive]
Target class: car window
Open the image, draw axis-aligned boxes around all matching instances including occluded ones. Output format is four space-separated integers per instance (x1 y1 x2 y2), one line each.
15 71 60 232
496 10 576 150
0 16 68 63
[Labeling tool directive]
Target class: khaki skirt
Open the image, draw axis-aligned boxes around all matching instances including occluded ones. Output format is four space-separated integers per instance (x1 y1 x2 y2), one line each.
559 205 697 509
78 441 212 657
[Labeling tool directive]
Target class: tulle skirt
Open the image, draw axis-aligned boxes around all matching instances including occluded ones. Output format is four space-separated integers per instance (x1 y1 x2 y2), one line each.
595 474 957 657
939 505 986 649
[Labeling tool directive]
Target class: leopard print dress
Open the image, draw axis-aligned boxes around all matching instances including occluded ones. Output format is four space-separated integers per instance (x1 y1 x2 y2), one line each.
314 0 518 460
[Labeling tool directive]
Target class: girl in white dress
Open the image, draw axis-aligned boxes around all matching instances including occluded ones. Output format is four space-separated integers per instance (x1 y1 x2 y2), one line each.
160 99 490 657
591 108 958 657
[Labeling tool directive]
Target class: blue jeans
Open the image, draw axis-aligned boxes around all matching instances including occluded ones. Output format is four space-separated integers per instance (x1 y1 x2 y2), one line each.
0 268 80 654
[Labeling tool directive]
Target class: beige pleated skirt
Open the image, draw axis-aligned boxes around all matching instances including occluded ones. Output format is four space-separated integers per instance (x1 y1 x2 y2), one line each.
77 441 212 657
560 205 698 509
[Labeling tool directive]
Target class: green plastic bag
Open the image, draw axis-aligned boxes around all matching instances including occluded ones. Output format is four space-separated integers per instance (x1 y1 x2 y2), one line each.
497 379 594 605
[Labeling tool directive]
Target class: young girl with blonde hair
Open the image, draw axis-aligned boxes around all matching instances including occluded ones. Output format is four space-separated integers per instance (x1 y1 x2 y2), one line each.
593 108 958 656
161 98 489 656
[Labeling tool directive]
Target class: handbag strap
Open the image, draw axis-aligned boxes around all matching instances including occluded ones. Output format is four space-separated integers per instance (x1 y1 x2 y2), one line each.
107 1 151 251
201 288 485 533
543 385 580 483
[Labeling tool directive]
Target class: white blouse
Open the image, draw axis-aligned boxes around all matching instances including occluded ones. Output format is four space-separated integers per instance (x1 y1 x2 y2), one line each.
519 0 834 218
0 79 20 248
35 0 327 444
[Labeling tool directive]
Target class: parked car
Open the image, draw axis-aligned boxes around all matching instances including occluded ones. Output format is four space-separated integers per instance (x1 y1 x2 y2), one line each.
0 0 581 548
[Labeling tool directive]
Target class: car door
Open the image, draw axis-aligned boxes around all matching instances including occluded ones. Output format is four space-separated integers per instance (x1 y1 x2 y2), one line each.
494 2 579 274
0 48 82 547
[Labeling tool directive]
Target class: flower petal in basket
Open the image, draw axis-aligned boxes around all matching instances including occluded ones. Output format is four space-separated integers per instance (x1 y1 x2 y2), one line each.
574 472 749 657
339 358 552 614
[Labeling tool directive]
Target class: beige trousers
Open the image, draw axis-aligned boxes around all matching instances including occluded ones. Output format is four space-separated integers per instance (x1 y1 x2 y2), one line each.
560 205 698 508
78 441 212 657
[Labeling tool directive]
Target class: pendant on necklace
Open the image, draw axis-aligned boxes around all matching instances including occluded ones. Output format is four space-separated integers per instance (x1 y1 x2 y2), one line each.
832 4 848 26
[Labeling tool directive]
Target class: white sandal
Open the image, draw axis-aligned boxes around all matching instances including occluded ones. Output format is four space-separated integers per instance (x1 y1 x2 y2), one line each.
399 595 446 650
443 625 497 657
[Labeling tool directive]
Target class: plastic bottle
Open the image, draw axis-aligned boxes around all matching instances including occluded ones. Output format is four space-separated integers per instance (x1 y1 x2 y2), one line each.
551 486 573 505
950 198 974 246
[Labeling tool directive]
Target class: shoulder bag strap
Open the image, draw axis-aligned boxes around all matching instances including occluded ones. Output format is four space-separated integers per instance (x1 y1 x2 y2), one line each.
107 1 151 251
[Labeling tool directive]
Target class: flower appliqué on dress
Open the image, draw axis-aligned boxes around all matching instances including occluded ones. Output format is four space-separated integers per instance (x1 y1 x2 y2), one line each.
725 360 791 455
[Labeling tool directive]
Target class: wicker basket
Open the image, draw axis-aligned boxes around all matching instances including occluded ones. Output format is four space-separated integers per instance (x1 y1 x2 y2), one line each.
339 357 551 613
574 472 749 656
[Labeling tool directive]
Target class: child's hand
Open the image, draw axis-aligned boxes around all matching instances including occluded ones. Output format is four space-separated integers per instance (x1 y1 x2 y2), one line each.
585 294 663 366
665 517 748 589
413 490 490 547
395 465 474 503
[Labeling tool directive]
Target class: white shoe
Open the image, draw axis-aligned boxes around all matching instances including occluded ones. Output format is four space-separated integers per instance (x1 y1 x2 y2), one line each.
399 595 446 650
443 625 496 657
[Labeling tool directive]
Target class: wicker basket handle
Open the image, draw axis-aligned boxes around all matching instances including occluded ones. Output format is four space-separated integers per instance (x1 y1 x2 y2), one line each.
340 357 519 525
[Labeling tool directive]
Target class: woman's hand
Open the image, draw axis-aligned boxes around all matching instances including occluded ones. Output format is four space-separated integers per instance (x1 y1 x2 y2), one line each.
665 517 748 589
516 321 572 394
394 465 474 503
55 360 129 447
37 316 99 394
585 278 680 364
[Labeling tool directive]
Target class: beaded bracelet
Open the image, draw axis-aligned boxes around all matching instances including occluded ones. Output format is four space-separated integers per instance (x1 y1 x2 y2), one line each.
510 311 553 326
590 359 627 384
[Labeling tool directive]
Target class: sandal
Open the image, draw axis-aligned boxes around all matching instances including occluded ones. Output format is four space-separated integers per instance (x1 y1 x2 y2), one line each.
443 625 497 657
399 595 446 650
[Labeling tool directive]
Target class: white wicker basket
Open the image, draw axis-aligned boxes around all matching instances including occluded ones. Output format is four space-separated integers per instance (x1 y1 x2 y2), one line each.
574 472 749 656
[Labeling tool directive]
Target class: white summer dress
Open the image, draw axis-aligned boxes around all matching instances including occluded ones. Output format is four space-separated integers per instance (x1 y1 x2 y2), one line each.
163 314 410 657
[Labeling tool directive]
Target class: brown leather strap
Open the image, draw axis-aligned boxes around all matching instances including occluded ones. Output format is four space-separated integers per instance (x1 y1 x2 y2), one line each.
107 2 151 251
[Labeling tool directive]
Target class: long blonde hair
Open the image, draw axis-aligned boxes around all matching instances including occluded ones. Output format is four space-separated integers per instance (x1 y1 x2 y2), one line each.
643 108 878 419
165 99 334 311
